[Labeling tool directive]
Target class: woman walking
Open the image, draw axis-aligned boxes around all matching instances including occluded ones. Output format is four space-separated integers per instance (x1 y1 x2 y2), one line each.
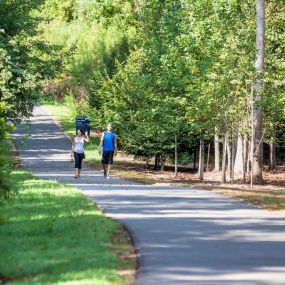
71 129 90 179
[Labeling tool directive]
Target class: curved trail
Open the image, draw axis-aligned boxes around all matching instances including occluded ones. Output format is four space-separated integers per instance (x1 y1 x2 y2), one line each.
13 105 285 285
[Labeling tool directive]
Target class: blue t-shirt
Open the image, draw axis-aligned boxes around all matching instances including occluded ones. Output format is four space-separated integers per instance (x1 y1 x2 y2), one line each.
103 131 116 151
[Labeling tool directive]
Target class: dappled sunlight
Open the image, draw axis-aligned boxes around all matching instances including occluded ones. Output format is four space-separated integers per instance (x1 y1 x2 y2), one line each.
142 267 285 285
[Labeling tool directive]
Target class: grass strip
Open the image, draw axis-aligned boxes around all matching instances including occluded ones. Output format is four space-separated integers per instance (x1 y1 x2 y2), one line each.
207 185 285 215
0 168 135 285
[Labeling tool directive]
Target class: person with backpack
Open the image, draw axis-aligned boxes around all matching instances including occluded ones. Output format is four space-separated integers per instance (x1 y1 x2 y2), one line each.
71 128 90 179
99 123 117 179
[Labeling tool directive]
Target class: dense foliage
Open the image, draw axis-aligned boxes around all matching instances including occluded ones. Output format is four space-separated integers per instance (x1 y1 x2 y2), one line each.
0 0 42 196
1 0 285 182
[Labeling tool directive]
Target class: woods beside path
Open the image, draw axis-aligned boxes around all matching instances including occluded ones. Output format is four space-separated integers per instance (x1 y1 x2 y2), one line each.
1 1 285 283
1 0 285 195
11 105 285 285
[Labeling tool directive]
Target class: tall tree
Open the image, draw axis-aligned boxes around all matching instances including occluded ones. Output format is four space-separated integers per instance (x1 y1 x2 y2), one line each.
252 0 265 183
214 127 220 171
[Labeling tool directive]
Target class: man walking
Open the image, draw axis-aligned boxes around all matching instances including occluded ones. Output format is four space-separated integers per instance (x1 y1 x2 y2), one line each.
99 123 117 179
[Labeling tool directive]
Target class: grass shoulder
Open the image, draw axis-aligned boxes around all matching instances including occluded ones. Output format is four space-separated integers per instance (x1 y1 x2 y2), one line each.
0 143 136 284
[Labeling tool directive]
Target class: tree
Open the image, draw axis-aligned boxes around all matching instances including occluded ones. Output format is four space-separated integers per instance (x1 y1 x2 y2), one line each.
252 0 265 183
29 0 285 182
0 37 37 122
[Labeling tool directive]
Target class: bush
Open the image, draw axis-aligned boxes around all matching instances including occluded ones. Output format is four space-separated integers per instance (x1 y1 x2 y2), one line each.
178 152 192 166
0 105 15 199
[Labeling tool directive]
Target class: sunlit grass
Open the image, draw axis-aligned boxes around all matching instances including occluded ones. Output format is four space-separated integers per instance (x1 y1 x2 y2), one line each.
0 169 135 285
211 186 285 214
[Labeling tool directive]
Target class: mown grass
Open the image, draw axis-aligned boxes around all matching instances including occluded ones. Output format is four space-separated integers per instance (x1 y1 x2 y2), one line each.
0 136 136 285
0 170 136 285
209 186 285 215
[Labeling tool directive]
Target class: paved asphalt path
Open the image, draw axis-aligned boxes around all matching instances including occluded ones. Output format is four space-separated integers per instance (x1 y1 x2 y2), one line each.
13 106 285 285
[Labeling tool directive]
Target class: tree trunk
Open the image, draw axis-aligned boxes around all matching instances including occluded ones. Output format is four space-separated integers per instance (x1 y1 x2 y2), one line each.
252 0 265 184
269 140 277 170
174 134 178 177
214 127 220 171
234 135 244 176
198 136 205 182
161 155 165 171
226 140 231 171
221 133 227 184
247 137 252 178
145 159 149 172
243 135 248 176
154 154 159 170
242 135 247 183
206 143 211 172
250 128 254 188
230 134 235 184
193 147 197 170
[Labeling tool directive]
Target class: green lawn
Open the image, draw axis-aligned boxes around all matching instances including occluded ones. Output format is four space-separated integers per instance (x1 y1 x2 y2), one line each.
0 169 135 284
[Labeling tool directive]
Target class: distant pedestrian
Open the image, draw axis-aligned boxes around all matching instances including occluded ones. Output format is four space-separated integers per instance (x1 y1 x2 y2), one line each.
71 129 90 179
99 123 117 179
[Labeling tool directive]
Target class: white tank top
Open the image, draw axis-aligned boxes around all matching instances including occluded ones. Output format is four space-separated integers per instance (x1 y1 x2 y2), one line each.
74 136 84 153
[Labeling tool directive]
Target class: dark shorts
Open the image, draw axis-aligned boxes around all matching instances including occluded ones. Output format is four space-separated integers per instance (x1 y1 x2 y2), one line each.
102 151 114 165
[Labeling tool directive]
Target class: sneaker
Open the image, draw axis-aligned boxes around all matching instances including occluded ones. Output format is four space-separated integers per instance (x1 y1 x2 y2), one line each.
74 175 78 179
104 170 107 178
106 175 110 179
